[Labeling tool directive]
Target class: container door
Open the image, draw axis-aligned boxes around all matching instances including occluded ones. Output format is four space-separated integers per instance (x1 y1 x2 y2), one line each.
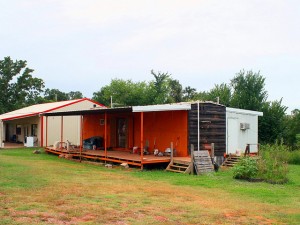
117 118 127 148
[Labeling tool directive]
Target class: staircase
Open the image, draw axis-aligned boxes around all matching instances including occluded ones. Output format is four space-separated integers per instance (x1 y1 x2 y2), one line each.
221 155 241 168
193 150 214 174
165 160 192 174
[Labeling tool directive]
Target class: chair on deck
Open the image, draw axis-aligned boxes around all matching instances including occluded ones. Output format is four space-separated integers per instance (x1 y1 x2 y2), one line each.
66 140 77 153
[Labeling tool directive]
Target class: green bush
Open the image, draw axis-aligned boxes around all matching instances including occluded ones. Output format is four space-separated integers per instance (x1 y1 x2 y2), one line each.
287 150 300 165
258 143 289 183
233 157 258 180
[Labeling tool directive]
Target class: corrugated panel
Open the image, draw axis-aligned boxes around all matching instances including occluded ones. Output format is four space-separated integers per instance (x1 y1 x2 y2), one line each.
132 103 191 112
226 107 263 116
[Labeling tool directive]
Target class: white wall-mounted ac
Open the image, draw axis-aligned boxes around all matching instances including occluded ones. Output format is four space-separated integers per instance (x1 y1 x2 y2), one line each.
240 123 250 130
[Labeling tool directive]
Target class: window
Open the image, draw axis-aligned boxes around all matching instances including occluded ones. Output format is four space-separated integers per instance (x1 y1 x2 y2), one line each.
16 125 22 135
31 124 38 136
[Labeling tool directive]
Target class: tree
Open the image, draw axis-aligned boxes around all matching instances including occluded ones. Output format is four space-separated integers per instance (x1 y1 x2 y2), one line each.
44 88 69 102
206 83 232 106
168 79 183 103
183 86 197 101
285 109 300 149
68 91 83 100
0 56 44 113
93 79 152 107
259 99 287 143
230 70 267 111
151 70 171 104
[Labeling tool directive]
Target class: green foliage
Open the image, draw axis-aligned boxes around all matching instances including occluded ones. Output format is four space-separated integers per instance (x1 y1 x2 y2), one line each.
230 70 267 110
259 99 288 143
183 86 197 101
151 70 172 104
168 79 183 103
44 88 69 101
284 109 300 149
93 79 152 107
257 143 289 183
43 89 83 102
232 157 258 179
206 83 232 106
0 56 44 113
287 150 300 165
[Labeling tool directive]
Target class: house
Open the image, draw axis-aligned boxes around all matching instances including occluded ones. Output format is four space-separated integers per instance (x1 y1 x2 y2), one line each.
43 101 262 168
0 98 105 148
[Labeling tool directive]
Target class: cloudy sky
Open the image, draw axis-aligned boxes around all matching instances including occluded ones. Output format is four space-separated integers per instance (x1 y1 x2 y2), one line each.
1 0 299 113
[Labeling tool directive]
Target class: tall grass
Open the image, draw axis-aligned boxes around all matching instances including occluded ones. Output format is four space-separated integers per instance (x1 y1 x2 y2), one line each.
257 143 289 183
287 150 300 165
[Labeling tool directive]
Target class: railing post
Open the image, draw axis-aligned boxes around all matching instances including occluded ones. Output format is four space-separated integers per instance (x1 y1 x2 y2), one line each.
191 144 194 175
170 142 173 162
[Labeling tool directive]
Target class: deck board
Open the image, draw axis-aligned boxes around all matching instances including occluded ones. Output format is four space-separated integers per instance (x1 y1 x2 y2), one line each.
45 147 190 168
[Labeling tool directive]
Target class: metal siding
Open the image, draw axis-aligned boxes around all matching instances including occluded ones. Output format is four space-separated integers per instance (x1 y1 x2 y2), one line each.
51 99 101 113
226 110 259 154
45 116 81 146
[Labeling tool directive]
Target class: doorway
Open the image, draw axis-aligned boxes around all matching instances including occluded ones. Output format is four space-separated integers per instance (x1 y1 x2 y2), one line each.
117 118 127 148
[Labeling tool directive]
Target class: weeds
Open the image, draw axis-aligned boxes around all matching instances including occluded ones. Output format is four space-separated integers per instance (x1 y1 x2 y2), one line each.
232 157 258 180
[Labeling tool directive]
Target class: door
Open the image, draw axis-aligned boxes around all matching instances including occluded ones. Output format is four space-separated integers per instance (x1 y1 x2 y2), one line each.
227 117 239 154
117 118 127 148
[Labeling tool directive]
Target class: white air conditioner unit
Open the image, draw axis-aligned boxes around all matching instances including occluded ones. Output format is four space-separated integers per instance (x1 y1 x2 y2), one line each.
240 123 250 130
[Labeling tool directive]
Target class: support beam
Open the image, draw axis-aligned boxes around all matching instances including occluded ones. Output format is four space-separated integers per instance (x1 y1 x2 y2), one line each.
80 115 83 162
40 115 44 147
45 116 48 147
60 116 64 150
104 112 107 159
140 112 144 170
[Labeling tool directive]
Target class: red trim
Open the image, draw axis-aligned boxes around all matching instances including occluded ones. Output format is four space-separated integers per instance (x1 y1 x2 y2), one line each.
40 116 44 147
84 98 107 108
2 113 39 121
43 98 106 113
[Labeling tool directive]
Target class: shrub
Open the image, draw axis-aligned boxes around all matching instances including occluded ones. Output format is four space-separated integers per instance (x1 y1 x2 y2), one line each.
233 157 258 180
287 150 300 165
258 143 289 183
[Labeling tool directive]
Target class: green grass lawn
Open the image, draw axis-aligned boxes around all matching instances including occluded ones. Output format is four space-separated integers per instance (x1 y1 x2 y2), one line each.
0 148 299 224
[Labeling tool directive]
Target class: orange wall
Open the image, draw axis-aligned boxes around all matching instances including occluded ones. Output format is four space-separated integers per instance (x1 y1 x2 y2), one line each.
83 114 105 140
83 110 189 156
133 111 188 157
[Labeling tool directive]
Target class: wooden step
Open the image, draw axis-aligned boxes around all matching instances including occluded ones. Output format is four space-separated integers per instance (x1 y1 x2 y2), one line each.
165 160 193 174
221 155 241 168
166 168 186 173
170 164 189 169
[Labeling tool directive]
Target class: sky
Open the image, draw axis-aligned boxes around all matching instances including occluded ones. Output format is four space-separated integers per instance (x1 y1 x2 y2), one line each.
0 0 299 113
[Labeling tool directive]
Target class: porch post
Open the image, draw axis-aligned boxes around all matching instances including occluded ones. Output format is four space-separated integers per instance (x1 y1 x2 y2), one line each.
40 115 44 147
45 116 48 147
60 116 64 150
80 115 83 162
140 112 144 170
104 112 107 159
0 120 3 148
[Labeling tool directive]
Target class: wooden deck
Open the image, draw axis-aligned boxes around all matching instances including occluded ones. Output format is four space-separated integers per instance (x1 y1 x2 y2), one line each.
45 147 191 169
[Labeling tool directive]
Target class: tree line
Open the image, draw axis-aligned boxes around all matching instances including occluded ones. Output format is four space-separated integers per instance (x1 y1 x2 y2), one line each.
1 56 299 148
